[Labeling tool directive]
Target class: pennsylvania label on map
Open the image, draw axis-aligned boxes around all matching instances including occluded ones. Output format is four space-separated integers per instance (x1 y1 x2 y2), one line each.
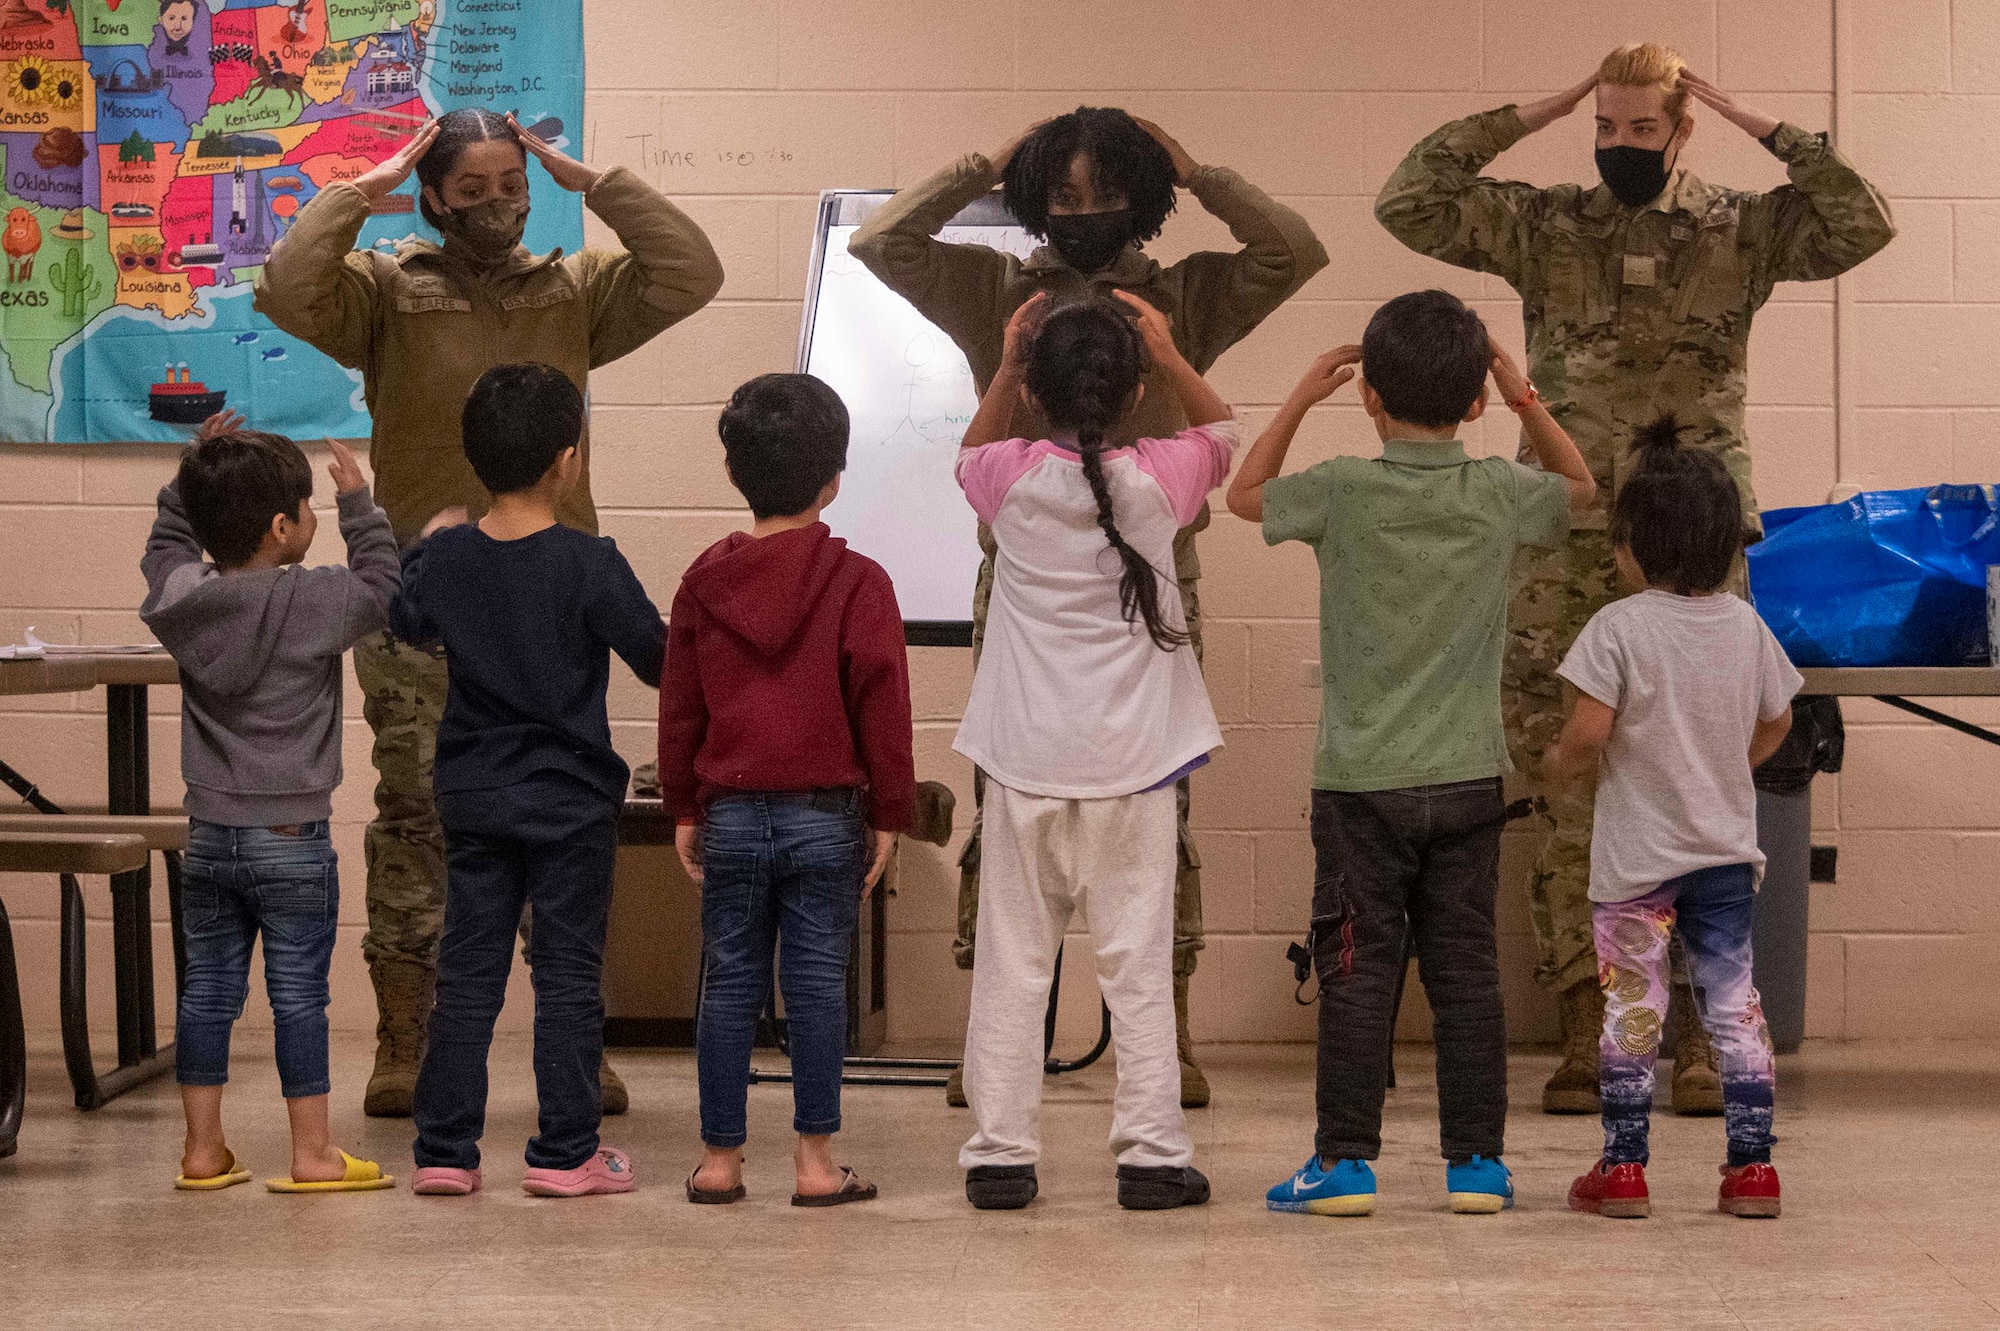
0 0 582 443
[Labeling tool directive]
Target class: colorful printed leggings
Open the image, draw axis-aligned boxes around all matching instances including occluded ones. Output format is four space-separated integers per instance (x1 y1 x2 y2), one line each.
1594 864 1775 1168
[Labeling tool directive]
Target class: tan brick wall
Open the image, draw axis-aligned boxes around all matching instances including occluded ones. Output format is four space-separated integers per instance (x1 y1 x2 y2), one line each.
3 0 1993 1047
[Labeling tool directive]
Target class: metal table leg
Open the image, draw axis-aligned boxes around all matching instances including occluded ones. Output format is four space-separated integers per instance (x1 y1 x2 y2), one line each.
0 895 24 1158
57 684 176 1109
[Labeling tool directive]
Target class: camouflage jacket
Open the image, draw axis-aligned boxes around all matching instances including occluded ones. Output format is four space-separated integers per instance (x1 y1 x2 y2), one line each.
254 169 724 545
1376 107 1894 531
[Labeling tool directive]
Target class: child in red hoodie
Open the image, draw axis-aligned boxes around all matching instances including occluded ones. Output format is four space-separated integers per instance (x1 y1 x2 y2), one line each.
660 373 916 1207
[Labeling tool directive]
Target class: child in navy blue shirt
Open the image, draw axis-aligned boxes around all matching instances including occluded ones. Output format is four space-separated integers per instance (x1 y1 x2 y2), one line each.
393 363 665 1199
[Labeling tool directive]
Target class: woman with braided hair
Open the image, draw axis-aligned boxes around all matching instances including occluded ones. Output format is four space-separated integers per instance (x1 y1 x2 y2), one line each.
948 293 1235 1214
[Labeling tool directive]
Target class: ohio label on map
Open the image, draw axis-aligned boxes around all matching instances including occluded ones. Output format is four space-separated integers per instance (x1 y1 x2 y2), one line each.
0 0 582 443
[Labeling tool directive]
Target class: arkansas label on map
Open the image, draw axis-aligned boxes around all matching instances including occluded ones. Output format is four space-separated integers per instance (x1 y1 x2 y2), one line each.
0 0 582 443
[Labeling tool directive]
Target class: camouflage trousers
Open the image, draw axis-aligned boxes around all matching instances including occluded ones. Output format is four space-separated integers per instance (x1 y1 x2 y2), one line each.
953 522 1206 982
353 630 537 977
1503 529 1742 993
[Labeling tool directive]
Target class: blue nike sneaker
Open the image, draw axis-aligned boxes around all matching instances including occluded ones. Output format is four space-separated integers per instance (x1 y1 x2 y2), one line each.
1446 1155 1514 1214
1265 1156 1376 1216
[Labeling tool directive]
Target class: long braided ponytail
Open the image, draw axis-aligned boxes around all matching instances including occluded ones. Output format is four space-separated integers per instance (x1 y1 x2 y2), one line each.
1024 301 1191 652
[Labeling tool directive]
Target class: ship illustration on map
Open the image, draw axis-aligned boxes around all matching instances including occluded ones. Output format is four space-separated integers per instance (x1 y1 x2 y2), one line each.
148 363 225 425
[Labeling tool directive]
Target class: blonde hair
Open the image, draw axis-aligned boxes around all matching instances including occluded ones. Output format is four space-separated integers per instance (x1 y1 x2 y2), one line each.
1598 42 1689 119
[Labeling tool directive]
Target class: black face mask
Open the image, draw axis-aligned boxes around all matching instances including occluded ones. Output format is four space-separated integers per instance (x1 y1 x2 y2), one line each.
1595 130 1682 209
1044 209 1134 273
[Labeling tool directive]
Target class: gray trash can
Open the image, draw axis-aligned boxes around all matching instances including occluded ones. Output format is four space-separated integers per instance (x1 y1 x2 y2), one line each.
1750 695 1843 1055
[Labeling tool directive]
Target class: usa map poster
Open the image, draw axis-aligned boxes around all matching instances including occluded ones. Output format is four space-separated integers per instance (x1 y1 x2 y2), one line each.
0 0 582 442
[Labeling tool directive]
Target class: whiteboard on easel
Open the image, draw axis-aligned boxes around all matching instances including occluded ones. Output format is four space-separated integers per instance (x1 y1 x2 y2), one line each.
798 191 1038 646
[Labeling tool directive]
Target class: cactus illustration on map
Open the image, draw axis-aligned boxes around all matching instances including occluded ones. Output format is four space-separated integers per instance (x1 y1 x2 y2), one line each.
48 247 101 319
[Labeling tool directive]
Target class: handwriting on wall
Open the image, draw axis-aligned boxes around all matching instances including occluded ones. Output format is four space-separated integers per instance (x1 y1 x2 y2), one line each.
585 123 797 174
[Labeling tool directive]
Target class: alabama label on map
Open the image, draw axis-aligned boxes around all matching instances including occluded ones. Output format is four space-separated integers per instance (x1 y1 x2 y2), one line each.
0 0 582 442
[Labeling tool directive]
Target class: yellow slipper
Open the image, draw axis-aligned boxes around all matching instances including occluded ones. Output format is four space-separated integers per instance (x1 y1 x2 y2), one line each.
266 1149 397 1193
175 1149 253 1191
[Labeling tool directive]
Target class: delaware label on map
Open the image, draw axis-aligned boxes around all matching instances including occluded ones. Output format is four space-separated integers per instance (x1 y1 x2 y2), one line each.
0 0 582 443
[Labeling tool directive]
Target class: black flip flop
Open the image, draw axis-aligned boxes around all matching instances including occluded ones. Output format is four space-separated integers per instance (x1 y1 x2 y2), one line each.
685 1170 745 1205
792 1166 879 1208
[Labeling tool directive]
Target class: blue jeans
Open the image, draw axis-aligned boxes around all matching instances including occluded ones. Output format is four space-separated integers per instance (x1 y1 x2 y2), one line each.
413 777 617 1172
175 820 339 1099
696 791 866 1149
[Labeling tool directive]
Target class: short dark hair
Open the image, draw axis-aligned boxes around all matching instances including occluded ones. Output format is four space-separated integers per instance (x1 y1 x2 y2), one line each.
1612 416 1744 595
460 362 583 495
1002 107 1178 243
1360 290 1491 429
176 429 313 568
718 374 849 520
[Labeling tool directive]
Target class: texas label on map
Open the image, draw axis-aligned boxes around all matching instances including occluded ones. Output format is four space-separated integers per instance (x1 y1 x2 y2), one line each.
0 0 582 442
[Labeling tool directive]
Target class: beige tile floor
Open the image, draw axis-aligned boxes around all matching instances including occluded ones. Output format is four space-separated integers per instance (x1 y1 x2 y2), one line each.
4 1035 1999 1330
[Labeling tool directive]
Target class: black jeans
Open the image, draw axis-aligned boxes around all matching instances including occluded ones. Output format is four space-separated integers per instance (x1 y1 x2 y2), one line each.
1310 779 1508 1164
413 776 618 1172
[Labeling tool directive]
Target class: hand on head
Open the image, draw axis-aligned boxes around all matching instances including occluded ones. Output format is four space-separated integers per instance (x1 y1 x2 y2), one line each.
1110 289 1177 364
506 112 600 193
351 119 440 202
192 409 244 442
999 291 1050 373
1487 336 1530 403
1292 344 1361 406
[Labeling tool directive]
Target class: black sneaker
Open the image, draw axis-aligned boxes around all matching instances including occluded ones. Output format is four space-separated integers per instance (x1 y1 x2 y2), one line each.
1117 1164 1211 1211
966 1164 1038 1210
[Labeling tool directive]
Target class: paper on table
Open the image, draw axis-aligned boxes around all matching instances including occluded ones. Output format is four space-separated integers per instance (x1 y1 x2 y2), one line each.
16 627 164 657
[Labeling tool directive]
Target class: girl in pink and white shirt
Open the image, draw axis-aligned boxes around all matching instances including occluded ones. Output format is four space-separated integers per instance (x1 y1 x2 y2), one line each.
952 292 1236 1213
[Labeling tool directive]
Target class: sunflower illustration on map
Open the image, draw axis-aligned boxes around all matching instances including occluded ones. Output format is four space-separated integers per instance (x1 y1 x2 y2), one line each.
0 0 582 443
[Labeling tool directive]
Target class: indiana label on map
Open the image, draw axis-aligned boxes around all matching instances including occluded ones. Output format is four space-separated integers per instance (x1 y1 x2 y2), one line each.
0 0 582 443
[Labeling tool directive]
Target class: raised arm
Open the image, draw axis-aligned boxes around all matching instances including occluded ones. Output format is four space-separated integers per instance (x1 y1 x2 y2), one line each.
138 479 205 610
1133 119 1329 371
320 440 400 648
1373 80 1593 287
1676 73 1895 284
252 122 437 366
959 293 1046 451
1490 340 1595 510
1225 345 1358 523
846 141 1016 358
1113 291 1229 428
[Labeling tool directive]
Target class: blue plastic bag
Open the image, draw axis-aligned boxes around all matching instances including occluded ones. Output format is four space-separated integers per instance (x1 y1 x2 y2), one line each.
1747 484 2000 667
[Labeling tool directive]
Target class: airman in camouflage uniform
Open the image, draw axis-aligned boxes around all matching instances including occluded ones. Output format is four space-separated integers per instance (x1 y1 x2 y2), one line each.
1376 55 1893 1112
256 111 724 1116
851 113 1327 1107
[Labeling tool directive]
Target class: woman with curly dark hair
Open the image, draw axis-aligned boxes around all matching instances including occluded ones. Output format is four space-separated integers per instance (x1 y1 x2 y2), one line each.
850 107 1327 1112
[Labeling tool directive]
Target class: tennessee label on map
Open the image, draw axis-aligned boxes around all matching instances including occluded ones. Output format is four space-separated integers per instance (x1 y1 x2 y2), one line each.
0 0 582 443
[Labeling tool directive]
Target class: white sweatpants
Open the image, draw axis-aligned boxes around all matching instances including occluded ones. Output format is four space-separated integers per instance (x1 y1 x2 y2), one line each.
958 781 1192 1171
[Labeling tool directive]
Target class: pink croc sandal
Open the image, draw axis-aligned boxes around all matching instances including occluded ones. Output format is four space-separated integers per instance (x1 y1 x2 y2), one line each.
522 1146 634 1198
412 1166 482 1196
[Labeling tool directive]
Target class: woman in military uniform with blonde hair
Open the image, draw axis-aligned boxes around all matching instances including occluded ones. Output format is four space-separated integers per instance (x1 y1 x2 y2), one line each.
1376 42 1892 1115
255 108 724 1117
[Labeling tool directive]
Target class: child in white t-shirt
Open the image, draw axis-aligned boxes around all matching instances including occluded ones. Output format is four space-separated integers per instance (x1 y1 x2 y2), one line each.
951 291 1236 1214
1544 417 1802 1222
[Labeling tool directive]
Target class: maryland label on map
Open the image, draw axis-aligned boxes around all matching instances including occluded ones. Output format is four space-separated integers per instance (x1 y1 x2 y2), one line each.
0 0 581 442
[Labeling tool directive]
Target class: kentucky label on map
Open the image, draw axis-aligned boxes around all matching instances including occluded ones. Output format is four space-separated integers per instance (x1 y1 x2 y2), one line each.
0 0 582 443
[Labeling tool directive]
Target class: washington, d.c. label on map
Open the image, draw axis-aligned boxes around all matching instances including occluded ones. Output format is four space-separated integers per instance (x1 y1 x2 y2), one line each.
0 0 582 442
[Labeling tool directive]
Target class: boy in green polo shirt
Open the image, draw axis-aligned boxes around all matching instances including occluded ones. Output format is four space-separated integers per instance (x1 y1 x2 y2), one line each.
1225 290 1595 1216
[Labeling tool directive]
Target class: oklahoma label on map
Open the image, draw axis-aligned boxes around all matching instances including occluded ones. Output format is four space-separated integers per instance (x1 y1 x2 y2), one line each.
0 0 582 443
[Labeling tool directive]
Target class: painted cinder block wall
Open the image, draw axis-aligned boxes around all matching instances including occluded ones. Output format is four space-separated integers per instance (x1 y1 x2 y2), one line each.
4 0 1998 1047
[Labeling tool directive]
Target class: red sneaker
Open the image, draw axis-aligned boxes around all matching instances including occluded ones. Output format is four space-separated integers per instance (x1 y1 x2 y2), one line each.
1718 1162 1781 1218
1569 1159 1650 1219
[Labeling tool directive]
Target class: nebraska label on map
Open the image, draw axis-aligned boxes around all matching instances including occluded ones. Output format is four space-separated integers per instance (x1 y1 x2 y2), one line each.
0 0 582 443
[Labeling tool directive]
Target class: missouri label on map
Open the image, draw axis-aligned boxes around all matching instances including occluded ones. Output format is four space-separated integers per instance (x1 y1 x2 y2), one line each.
0 0 582 443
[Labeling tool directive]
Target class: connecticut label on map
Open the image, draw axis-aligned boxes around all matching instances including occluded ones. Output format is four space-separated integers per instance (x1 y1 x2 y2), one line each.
0 0 581 442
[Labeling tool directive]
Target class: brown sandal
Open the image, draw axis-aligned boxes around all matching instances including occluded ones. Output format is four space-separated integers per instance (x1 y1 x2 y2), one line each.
792 1166 878 1208
685 1169 745 1205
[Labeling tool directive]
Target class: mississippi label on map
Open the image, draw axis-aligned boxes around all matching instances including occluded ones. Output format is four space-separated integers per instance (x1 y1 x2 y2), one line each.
0 0 582 443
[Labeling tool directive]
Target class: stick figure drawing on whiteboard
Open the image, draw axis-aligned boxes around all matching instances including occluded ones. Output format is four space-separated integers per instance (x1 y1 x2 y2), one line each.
872 329 967 451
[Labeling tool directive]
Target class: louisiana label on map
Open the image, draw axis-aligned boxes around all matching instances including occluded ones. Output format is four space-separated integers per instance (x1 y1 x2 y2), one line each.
0 0 582 443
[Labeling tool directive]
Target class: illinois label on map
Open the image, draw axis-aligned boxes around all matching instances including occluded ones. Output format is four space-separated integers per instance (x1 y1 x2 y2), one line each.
0 0 582 442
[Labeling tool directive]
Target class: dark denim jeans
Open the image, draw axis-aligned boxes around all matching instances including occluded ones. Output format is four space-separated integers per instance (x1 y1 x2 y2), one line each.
176 820 339 1099
696 790 867 1149
1309 779 1509 1164
413 777 617 1172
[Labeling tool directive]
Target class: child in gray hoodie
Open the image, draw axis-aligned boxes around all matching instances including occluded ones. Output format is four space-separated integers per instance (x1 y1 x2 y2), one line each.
140 423 400 1193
